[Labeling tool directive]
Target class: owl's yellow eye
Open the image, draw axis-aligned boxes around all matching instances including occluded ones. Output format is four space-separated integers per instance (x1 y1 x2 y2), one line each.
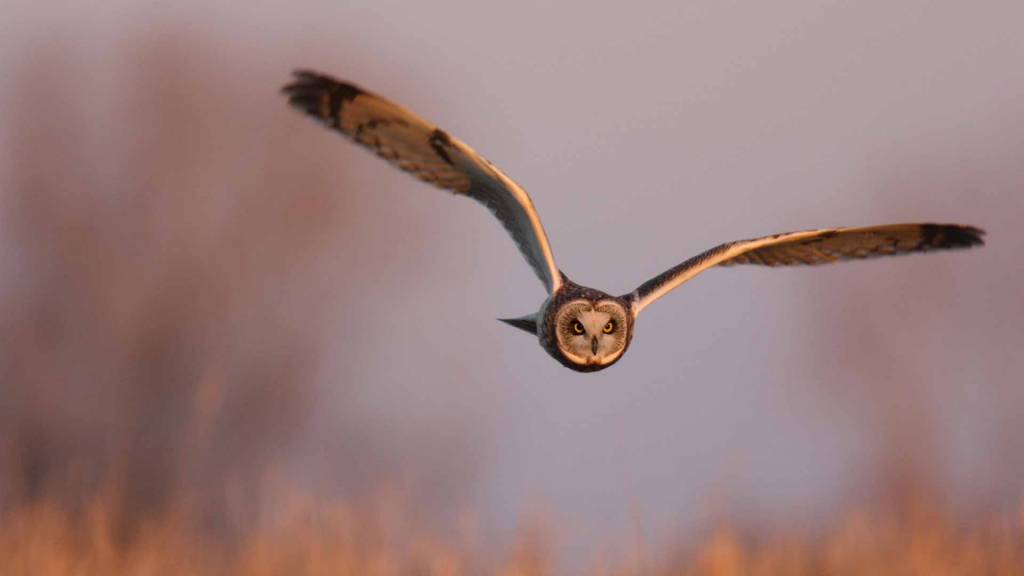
571 320 585 334
603 320 615 334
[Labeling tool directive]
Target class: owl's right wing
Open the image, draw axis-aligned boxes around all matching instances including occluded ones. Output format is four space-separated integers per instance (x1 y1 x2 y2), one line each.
282 70 563 294
629 223 984 315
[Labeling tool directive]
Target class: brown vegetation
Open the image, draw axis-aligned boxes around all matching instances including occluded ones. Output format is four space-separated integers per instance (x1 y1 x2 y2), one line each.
2 491 1022 575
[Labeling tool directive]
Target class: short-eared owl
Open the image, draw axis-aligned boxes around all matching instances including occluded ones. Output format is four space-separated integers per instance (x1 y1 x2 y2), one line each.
282 70 984 372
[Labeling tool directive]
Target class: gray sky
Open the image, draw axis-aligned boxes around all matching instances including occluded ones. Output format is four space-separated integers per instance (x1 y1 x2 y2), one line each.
2 0 1022 564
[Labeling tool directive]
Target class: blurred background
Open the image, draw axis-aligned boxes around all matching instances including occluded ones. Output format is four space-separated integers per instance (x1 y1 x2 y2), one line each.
1 0 1022 572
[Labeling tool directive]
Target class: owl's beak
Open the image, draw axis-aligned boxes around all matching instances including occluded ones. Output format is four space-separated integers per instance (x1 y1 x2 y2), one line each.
591 336 599 355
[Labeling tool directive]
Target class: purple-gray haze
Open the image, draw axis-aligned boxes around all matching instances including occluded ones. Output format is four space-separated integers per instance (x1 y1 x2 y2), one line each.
1 0 1022 561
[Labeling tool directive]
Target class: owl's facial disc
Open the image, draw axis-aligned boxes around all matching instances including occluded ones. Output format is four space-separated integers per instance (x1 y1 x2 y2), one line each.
554 299 629 369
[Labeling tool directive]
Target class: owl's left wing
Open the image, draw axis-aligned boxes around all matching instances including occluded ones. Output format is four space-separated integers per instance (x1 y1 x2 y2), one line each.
629 223 984 315
282 70 563 294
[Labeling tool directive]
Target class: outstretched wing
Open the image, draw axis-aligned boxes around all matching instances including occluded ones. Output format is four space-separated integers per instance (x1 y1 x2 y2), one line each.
282 70 563 293
630 223 984 314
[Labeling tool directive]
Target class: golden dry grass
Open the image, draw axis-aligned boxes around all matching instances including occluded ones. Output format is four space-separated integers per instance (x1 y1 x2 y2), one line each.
3 493 1022 576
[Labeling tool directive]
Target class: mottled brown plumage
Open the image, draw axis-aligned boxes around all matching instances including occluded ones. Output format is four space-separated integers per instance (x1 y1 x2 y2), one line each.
721 224 983 267
282 71 561 292
631 224 985 313
283 69 985 372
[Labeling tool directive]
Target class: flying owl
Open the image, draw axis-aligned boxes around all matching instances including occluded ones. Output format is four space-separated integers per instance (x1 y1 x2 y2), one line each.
282 70 984 372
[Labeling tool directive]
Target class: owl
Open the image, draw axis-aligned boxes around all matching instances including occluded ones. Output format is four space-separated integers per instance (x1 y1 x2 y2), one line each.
282 70 984 372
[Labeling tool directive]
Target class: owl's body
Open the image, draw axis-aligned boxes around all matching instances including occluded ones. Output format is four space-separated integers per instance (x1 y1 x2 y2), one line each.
511 279 635 372
282 70 985 373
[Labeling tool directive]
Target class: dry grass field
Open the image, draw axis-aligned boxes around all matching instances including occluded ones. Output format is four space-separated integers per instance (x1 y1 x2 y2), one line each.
2 490 1022 575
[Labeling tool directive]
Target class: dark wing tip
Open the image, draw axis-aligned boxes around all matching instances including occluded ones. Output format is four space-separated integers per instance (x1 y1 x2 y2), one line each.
281 69 363 123
921 224 986 250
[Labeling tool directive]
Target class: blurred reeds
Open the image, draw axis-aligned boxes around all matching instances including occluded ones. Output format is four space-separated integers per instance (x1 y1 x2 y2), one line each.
2 490 1022 575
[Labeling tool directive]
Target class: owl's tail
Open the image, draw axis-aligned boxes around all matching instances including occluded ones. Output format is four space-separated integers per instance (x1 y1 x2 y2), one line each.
499 314 538 336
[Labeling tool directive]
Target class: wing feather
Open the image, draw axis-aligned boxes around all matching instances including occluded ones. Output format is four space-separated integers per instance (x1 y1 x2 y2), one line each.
630 223 984 314
282 70 562 293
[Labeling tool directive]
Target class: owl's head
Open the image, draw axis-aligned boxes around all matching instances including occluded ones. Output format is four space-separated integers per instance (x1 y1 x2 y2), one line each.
549 297 632 372
499 282 635 372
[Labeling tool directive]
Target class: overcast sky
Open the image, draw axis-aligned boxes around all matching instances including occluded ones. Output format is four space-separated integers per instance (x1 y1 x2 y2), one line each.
2 0 1022 563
